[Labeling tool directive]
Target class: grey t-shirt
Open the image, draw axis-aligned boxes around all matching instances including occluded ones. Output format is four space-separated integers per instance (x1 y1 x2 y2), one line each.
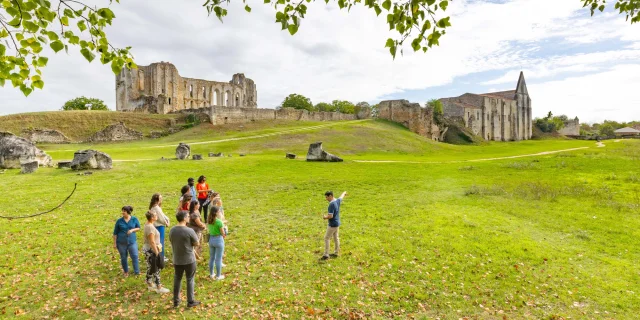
169 225 198 265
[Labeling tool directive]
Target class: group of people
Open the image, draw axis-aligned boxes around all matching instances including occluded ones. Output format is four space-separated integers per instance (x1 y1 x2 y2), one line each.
112 175 229 307
112 174 346 308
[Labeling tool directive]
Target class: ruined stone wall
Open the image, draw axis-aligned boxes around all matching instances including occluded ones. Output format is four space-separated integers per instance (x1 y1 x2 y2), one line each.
208 107 359 125
88 122 143 142
377 100 440 140
558 118 580 136
116 62 257 114
21 129 70 144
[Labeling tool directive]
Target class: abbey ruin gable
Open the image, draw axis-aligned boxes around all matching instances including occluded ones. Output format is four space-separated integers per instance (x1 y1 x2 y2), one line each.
116 62 257 114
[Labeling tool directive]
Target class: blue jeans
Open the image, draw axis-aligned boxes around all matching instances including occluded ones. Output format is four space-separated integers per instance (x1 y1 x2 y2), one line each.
116 242 140 274
208 236 224 277
155 225 166 260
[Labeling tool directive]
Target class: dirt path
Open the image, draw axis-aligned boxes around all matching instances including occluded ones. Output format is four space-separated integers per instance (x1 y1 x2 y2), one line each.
352 147 590 164
596 142 606 147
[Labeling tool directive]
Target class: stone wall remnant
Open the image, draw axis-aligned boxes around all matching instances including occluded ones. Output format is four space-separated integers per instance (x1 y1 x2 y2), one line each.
558 117 580 136
207 106 363 125
286 153 296 159
176 143 191 160
70 150 112 170
377 100 441 140
88 122 143 142
57 161 72 169
22 128 70 144
192 154 203 160
306 142 343 162
0 131 52 169
21 161 38 174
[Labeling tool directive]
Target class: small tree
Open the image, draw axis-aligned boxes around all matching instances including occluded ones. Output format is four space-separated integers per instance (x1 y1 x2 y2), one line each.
62 96 108 111
427 99 444 124
599 123 615 137
280 94 314 111
331 100 355 114
315 102 335 112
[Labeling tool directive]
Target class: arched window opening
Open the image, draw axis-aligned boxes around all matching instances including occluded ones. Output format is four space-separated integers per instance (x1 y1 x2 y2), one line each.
213 90 218 106
168 98 172 105
189 85 193 98
202 86 206 99
235 93 240 107
224 91 229 107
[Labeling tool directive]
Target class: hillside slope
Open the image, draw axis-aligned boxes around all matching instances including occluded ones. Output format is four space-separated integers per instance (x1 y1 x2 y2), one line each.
0 111 182 141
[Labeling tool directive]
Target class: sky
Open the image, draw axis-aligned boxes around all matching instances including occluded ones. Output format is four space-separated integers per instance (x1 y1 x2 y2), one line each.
1 0 639 123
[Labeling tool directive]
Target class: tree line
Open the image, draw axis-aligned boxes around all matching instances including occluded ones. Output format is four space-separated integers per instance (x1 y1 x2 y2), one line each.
278 93 372 114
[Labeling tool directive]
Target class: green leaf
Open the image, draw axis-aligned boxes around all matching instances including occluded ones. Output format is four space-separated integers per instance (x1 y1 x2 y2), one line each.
440 0 448 11
287 24 298 35
46 31 59 41
111 60 123 74
61 16 69 26
245 5 252 12
80 48 96 62
77 20 87 32
37 56 49 67
97 8 115 19
20 69 30 78
50 40 64 52
384 38 394 48
382 0 391 11
33 80 44 89
20 85 33 97
0 43 5 57
374 5 381 16
0 78 5 87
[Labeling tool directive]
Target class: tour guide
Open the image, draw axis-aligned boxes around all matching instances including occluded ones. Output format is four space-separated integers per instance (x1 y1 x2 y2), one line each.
320 191 347 260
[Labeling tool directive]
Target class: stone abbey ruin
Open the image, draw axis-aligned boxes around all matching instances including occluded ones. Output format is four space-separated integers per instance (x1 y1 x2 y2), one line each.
114 61 533 142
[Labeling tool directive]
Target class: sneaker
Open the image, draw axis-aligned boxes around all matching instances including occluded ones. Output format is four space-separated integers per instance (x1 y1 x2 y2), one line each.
155 287 170 294
320 255 329 261
173 300 180 308
147 282 157 291
209 274 216 279
221 263 226 268
216 275 225 280
187 301 201 308
329 253 339 258
164 257 169 263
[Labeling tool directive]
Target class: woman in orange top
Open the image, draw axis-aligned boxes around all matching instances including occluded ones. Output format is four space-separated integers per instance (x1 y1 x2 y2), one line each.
196 175 212 221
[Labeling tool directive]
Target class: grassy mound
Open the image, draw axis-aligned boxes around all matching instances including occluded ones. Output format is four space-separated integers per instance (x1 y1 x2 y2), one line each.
0 111 182 141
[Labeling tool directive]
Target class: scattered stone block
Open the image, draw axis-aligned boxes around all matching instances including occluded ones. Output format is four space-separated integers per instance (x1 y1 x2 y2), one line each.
209 152 223 157
0 131 52 169
70 150 112 170
175 143 191 160
239 153 246 157
286 153 297 159
88 122 143 142
22 128 70 144
20 161 38 174
57 161 72 169
192 154 203 160
306 142 343 162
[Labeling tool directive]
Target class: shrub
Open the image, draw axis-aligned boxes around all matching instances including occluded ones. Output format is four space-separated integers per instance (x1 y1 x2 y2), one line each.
280 94 314 111
62 96 108 111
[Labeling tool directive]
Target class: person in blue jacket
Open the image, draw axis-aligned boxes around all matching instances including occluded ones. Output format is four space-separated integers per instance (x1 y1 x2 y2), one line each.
113 205 141 276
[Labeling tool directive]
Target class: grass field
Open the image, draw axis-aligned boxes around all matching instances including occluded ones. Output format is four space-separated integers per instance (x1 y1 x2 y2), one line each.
0 119 639 319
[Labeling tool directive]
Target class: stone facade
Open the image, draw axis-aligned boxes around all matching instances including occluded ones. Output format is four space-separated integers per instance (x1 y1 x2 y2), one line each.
208 107 360 125
376 100 441 140
88 122 143 142
116 62 257 114
558 117 580 136
22 128 70 144
439 72 532 141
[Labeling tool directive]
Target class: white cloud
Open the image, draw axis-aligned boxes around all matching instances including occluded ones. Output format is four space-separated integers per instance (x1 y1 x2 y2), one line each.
0 0 638 122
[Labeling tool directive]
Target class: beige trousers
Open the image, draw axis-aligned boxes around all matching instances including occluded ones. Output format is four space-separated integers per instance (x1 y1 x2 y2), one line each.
324 226 340 256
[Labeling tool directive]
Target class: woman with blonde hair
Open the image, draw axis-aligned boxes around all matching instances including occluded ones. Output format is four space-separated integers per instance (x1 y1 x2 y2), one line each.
149 193 170 261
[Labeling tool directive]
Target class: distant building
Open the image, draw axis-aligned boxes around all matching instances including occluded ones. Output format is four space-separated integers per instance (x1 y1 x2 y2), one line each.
116 62 257 114
439 72 532 141
614 127 640 137
558 117 580 136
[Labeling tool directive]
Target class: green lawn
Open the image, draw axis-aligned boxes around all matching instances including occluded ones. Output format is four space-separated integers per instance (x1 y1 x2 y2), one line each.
0 120 638 319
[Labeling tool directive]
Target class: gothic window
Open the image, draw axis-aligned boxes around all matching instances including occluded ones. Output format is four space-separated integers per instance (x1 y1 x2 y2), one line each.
213 91 218 106
168 98 171 105
476 111 480 120
189 85 193 98
203 86 206 99
235 93 240 107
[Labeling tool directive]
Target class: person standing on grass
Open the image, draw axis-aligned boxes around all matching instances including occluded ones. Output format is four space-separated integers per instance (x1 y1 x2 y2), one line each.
187 178 197 199
207 206 226 280
320 191 347 261
149 193 170 262
169 210 200 308
113 206 141 276
187 200 207 260
143 210 170 294
196 175 212 222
